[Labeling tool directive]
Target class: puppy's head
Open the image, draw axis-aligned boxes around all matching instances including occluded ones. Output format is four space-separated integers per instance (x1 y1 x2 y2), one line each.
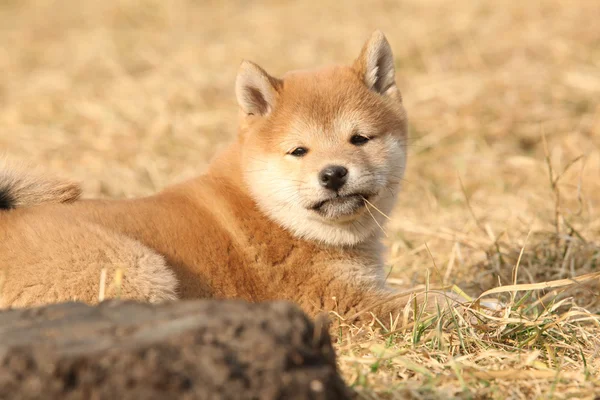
236 31 407 246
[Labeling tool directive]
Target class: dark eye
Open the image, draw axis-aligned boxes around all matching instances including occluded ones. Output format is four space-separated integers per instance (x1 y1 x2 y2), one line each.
289 147 308 157
350 134 370 146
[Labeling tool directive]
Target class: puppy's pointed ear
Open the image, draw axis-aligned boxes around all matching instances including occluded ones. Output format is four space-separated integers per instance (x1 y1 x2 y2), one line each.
353 30 397 96
235 60 281 116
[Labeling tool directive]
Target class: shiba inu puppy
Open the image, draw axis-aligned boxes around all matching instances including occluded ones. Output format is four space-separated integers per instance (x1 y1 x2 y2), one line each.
0 31 459 325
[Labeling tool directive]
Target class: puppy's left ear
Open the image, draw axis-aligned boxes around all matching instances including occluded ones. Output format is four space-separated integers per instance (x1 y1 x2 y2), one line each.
353 30 399 98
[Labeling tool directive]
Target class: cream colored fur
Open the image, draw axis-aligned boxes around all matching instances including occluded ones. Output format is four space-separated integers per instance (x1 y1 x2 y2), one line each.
0 158 81 209
0 214 177 308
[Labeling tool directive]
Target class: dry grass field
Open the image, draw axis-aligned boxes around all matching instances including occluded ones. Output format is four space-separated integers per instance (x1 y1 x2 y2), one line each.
1 1 599 398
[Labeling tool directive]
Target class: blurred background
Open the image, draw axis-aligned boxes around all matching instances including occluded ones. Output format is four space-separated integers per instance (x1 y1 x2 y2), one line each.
0 0 599 303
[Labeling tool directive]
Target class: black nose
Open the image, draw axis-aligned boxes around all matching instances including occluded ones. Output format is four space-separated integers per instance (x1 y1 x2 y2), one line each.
319 165 348 191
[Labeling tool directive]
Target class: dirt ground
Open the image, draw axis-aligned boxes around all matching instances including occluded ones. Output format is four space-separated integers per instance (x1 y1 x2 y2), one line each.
1 1 599 398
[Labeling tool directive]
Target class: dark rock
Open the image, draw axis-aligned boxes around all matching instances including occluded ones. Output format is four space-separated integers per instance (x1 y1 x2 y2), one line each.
0 300 352 400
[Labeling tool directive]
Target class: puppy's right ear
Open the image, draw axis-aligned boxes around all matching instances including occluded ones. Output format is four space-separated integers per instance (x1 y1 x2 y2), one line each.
235 60 281 116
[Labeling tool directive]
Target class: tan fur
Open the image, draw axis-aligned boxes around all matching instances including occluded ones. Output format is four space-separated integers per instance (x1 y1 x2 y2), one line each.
0 214 177 307
0 31 460 325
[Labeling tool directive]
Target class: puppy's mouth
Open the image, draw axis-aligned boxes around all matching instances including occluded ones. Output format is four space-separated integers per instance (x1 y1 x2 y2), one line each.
309 192 375 219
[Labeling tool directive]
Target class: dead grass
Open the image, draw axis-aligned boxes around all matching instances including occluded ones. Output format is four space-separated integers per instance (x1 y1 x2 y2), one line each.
0 0 599 398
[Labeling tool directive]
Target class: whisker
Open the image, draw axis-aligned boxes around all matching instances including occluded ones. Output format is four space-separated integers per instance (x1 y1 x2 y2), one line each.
247 157 269 164
387 178 414 186
353 217 367 231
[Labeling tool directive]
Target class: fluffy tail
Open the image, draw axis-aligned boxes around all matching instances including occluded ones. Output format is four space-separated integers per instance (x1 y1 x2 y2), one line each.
0 158 82 210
